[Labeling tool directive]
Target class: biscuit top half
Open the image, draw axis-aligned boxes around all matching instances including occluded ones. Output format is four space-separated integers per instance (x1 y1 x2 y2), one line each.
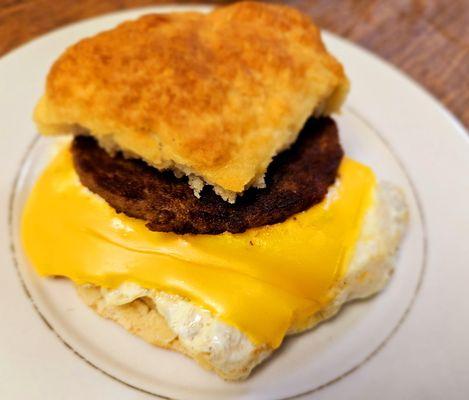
34 1 348 202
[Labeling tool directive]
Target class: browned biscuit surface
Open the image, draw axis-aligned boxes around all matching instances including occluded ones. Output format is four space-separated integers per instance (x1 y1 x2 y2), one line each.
34 1 348 196
71 117 343 234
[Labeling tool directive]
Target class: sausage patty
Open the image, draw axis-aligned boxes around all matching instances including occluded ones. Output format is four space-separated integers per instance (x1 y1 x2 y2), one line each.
71 117 343 234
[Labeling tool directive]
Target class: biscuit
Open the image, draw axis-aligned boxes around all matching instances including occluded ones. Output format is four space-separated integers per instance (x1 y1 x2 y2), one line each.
34 2 348 201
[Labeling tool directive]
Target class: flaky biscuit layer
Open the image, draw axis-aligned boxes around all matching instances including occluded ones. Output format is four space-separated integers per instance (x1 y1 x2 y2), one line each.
35 2 348 200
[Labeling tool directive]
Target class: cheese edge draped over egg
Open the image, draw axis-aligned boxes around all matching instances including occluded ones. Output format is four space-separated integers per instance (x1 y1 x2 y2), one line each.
21 146 376 348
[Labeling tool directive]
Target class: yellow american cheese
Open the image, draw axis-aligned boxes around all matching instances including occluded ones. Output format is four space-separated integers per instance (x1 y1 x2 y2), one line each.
21 147 375 348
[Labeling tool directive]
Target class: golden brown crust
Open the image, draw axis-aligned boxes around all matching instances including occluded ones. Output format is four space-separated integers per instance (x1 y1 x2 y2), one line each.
34 1 348 194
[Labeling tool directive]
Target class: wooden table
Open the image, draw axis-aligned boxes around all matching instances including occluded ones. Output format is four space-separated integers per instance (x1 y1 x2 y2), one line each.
1 0 468 127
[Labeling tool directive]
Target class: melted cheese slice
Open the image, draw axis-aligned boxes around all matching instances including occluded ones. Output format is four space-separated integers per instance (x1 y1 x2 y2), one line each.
21 147 375 348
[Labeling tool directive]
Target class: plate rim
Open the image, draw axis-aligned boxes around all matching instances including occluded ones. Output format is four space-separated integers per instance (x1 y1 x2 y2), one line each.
2 3 468 399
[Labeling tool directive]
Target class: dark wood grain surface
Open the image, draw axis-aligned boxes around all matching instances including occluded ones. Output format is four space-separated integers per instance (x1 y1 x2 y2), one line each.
1 0 468 126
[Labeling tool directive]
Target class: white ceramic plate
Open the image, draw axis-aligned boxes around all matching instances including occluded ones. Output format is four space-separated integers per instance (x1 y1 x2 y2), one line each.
0 5 468 400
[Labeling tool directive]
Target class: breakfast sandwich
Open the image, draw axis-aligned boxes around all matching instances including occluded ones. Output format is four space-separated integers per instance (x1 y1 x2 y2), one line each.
22 2 408 380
